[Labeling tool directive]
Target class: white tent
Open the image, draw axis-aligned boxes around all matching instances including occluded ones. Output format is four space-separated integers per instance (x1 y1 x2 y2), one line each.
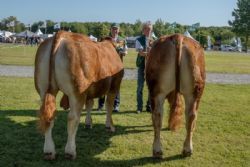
0 31 13 38
0 31 14 42
184 30 194 40
0 31 14 38
89 35 97 42
14 30 38 38
35 29 43 36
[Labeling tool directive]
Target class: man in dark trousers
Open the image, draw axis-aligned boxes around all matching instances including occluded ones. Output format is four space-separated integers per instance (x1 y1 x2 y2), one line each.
98 23 128 112
135 21 154 114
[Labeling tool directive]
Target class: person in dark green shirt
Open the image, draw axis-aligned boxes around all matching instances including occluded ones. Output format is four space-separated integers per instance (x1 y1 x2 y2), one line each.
98 23 128 112
135 21 153 114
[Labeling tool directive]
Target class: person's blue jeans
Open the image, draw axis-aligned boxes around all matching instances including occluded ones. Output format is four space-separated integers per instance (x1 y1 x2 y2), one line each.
113 92 120 109
98 96 105 109
98 93 120 109
137 67 144 111
137 67 150 111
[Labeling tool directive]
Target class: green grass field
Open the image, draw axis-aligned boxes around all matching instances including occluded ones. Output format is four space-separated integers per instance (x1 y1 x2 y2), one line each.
0 77 249 167
1 43 250 74
0 43 37 66
204 51 250 74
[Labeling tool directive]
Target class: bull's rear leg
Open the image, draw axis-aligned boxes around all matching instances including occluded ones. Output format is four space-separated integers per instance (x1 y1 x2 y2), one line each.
43 120 56 160
85 99 94 129
105 93 116 132
41 91 58 160
65 94 85 160
152 94 165 159
182 95 199 157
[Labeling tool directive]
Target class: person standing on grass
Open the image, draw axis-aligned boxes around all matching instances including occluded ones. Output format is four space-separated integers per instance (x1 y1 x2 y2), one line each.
98 23 128 112
135 21 154 114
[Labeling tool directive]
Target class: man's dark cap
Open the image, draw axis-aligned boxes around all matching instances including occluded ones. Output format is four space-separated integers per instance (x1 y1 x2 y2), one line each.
111 23 120 28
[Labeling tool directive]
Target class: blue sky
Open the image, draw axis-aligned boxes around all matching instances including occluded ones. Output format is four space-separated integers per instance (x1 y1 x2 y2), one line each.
0 0 237 27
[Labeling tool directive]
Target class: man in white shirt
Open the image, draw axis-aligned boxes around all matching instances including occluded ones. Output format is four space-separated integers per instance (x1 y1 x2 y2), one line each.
135 21 153 114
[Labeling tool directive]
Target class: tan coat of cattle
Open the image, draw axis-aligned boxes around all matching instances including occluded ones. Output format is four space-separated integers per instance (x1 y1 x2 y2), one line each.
34 31 124 160
146 34 205 158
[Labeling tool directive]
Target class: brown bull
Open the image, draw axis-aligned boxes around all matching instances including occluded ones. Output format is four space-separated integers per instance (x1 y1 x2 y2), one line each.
34 31 124 160
146 34 205 158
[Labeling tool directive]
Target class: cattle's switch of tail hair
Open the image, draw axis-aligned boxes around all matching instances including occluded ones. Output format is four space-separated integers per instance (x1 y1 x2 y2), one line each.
168 92 184 131
38 93 56 133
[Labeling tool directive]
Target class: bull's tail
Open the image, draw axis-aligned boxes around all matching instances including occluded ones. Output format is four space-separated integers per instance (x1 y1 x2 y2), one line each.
38 92 56 133
168 35 184 131
167 91 183 131
38 32 62 133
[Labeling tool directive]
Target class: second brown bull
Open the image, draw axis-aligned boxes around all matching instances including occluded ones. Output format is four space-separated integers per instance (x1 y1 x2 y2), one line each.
146 34 206 158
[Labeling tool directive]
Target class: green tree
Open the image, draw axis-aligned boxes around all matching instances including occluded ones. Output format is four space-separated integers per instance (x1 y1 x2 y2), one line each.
45 20 56 34
165 22 176 35
133 19 142 36
70 22 88 34
31 21 44 32
194 30 210 47
85 22 96 36
0 16 25 33
154 19 167 37
94 23 109 39
120 23 134 37
220 29 235 44
174 23 185 34
229 0 250 52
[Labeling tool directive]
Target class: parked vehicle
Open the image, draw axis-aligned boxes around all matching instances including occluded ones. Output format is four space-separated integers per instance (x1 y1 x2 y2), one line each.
221 45 235 51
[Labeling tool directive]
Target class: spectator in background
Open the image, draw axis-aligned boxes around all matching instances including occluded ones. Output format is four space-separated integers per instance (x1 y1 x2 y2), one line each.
98 23 128 112
135 21 154 114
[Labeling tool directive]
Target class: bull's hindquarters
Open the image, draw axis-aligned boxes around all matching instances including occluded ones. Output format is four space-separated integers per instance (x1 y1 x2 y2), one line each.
35 31 124 160
146 34 205 159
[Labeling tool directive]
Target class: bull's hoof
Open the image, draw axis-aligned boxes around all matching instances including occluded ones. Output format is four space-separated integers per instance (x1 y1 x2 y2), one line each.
105 126 115 133
85 124 92 129
153 150 163 159
182 150 192 157
43 152 56 160
65 153 76 160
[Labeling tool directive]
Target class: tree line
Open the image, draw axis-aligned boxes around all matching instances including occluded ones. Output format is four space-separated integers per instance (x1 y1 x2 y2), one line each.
0 0 249 52
0 16 236 46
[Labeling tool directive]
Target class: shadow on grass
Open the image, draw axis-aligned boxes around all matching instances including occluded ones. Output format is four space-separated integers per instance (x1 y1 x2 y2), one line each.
0 110 184 167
